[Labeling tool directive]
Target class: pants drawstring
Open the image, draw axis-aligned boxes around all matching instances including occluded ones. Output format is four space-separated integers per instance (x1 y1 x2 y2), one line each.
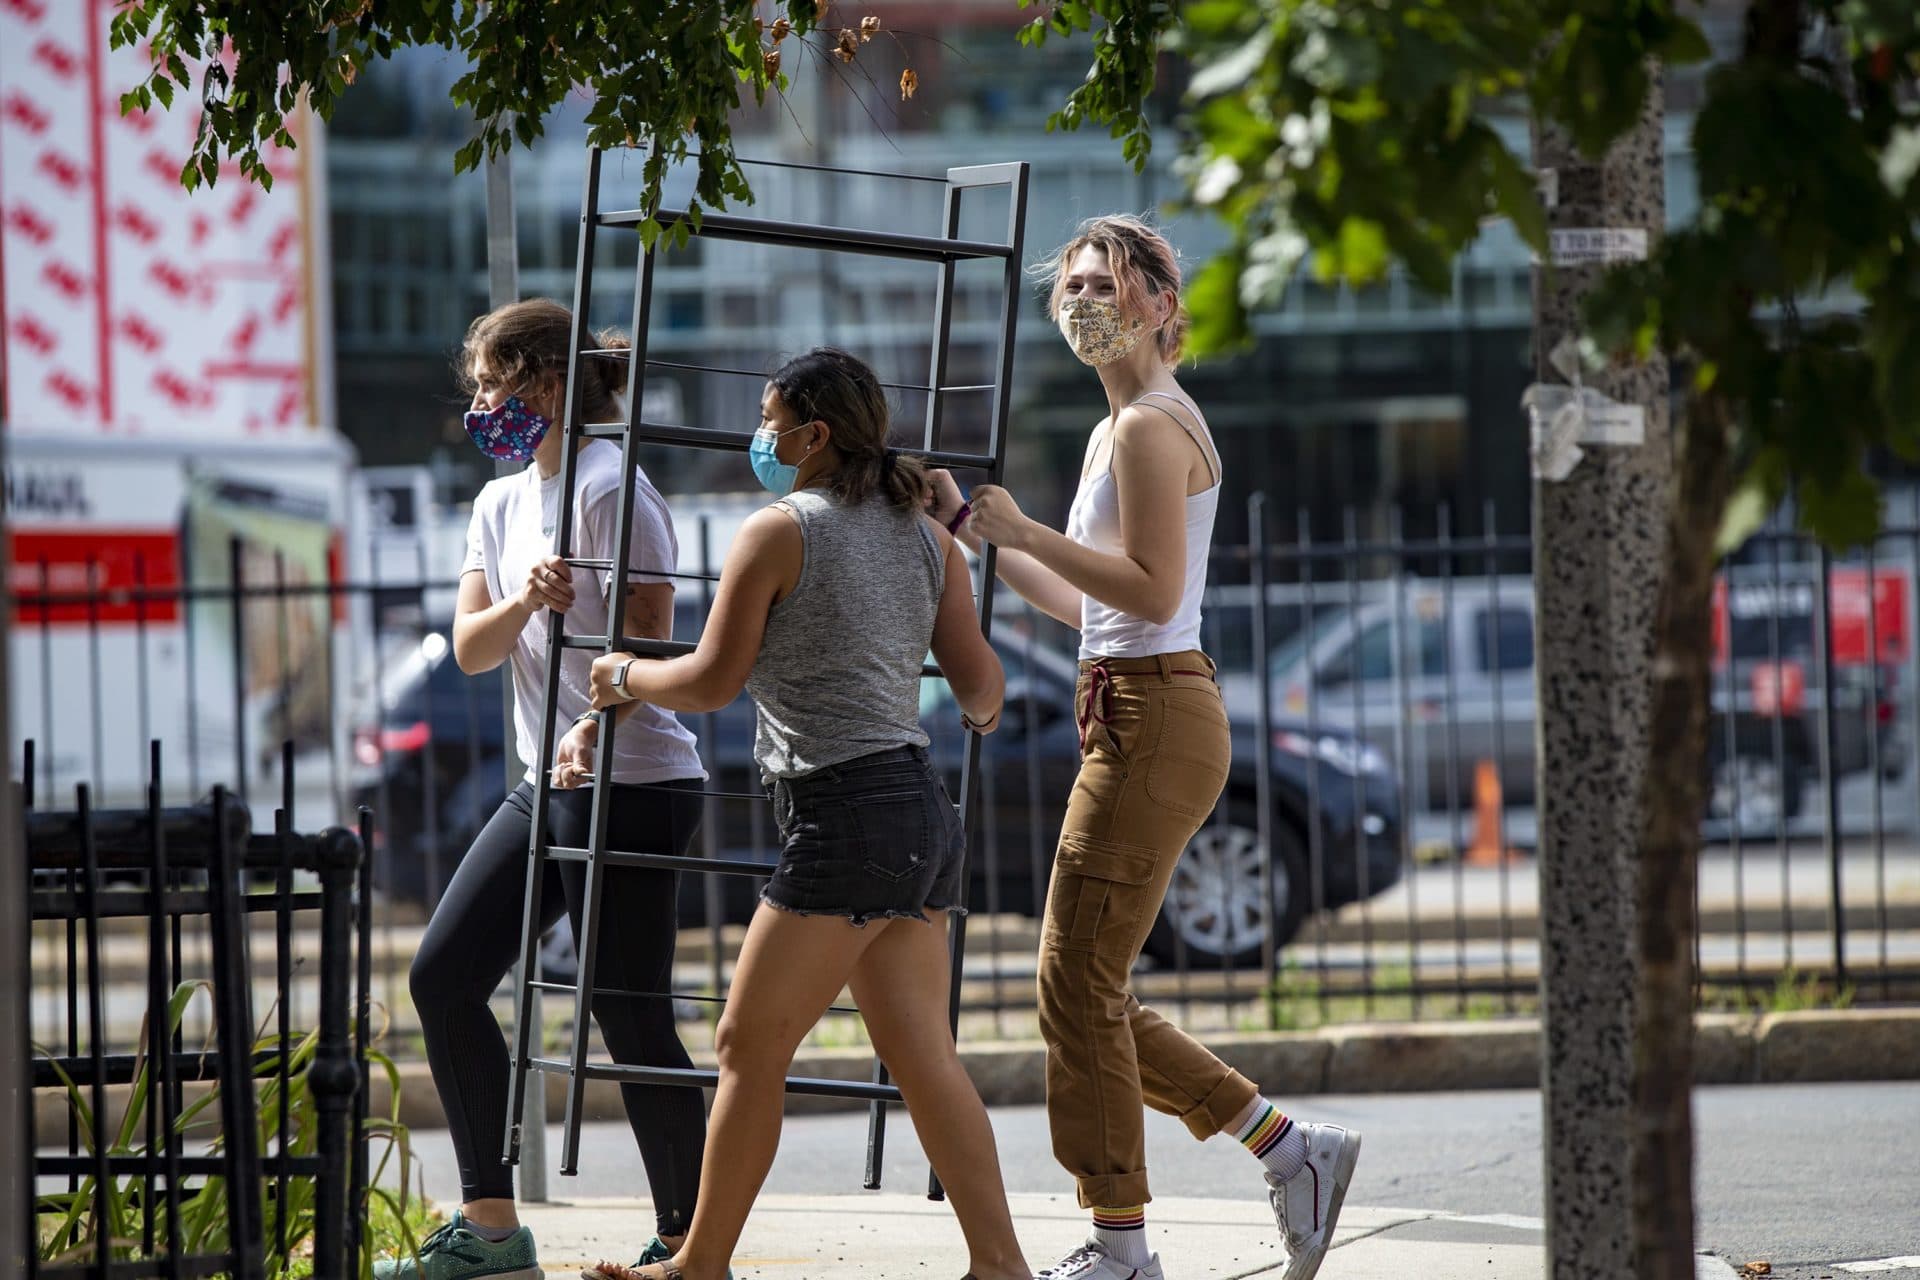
1077 661 1119 755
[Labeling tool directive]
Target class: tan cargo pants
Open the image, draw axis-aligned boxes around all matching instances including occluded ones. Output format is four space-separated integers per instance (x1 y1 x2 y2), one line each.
1038 650 1261 1209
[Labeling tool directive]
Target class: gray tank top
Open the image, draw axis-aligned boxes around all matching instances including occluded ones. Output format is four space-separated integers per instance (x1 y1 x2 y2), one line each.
746 488 944 779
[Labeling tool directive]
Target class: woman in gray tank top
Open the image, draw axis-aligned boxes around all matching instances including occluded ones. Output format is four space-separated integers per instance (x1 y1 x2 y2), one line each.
582 348 1038 1280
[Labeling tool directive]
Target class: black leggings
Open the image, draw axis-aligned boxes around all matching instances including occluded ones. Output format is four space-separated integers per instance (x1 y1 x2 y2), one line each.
410 778 706 1234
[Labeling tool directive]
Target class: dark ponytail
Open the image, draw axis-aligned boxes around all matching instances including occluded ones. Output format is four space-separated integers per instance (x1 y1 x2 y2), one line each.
769 347 930 509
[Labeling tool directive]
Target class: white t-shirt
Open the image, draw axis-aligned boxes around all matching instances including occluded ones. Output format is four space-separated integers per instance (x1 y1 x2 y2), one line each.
463 439 706 786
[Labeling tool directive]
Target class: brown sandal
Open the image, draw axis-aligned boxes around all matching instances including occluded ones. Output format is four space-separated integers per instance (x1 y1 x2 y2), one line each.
583 1262 682 1280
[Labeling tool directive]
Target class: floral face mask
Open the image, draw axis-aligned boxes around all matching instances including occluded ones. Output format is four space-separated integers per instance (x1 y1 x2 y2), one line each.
463 391 551 462
1058 296 1150 366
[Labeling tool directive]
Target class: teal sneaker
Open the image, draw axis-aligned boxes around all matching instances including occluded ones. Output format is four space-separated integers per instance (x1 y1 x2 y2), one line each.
372 1211 543 1280
633 1238 675 1266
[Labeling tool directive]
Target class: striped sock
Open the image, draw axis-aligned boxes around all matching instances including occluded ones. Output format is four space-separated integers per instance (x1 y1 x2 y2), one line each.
1090 1206 1149 1267
1235 1099 1309 1181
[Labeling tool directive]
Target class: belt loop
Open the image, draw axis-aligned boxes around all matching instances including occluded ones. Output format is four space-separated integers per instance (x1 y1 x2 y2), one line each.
1155 652 1174 682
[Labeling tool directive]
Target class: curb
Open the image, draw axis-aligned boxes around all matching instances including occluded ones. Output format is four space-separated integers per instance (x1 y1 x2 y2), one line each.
41 1008 1912 1138
52 899 1920 984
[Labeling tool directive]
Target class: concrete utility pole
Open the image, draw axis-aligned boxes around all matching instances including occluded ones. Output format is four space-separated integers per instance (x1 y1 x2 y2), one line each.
1529 81 1668 1279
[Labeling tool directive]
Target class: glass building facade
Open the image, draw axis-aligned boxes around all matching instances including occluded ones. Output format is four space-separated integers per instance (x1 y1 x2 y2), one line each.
326 4 1761 551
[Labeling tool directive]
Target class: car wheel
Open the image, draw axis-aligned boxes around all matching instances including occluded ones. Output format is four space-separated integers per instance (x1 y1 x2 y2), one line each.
1143 810 1309 968
1709 752 1804 831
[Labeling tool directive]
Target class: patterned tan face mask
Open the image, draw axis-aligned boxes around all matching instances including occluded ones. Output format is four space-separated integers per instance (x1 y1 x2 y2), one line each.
1057 296 1150 366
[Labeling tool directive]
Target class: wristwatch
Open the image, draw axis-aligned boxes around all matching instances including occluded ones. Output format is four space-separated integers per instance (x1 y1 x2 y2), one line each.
611 657 637 699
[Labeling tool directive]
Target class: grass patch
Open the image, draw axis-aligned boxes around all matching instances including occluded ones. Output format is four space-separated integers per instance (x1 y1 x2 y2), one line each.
1231 961 1533 1031
1700 966 1856 1015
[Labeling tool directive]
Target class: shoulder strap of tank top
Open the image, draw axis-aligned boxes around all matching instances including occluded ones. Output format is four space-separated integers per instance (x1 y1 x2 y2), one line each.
1128 390 1220 487
775 488 831 521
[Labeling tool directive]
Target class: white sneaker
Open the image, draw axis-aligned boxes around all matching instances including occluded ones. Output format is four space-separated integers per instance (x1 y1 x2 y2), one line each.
1265 1123 1362 1280
1036 1238 1166 1280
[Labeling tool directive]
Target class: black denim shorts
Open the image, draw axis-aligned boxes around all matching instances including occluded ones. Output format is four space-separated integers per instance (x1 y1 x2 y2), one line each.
762 744 968 926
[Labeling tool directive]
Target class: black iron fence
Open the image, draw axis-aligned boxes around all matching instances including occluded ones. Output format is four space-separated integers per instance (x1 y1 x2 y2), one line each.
13 499 1915 1064
23 744 374 1278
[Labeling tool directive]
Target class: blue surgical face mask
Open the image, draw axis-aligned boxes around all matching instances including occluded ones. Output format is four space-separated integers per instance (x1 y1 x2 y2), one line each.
750 422 814 496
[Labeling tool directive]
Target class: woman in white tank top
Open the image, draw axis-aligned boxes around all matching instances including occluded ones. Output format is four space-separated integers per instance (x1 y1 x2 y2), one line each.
929 215 1361 1280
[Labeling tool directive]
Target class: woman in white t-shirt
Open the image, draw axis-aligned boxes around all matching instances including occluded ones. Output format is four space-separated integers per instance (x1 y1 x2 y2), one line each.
380 299 713 1280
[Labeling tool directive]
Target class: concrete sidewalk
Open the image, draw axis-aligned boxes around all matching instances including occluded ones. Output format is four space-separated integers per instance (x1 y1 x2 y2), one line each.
507 1191 1547 1279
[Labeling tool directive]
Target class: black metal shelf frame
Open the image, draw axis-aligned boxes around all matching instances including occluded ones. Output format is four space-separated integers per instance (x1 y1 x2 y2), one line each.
502 150 1029 1197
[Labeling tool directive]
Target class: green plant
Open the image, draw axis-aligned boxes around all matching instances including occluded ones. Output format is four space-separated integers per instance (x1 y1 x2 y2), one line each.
111 1 923 248
1260 957 1318 1032
1242 960 1535 1031
1759 967 1857 1014
1698 967 1859 1015
36 980 427 1280
804 1016 872 1051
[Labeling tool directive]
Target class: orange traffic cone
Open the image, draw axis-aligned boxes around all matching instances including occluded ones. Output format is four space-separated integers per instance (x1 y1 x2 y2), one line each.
1464 759 1519 865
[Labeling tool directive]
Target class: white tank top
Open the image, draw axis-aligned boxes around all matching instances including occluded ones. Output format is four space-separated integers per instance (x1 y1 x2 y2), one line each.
1064 391 1221 659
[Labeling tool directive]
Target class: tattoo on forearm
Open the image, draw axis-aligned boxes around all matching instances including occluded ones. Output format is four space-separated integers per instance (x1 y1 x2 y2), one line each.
627 586 669 639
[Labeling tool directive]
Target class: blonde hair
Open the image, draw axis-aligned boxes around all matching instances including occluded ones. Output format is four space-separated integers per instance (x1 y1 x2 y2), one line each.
1038 214 1188 366
458 298 630 422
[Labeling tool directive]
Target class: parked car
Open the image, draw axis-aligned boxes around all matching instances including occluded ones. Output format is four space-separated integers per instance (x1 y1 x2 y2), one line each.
354 605 1402 967
348 631 507 905
913 622 1400 965
666 610 1401 967
1222 570 1909 834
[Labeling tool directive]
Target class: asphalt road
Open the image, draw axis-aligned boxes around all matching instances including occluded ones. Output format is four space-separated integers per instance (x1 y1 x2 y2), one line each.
406 1082 1920 1279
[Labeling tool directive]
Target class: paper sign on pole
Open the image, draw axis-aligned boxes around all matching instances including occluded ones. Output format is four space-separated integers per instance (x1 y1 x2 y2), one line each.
1546 227 1649 267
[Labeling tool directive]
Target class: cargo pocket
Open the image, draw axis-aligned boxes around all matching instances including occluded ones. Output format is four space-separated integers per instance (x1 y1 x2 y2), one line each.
850 790 933 883
1044 833 1160 956
1146 694 1231 819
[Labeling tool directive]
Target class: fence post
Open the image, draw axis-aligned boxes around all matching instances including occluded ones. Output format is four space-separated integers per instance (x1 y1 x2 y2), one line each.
230 537 250 806
0 445 26 1280
1812 542 1847 989
1248 494 1277 1025
351 808 376 1270
310 826 365 1280
206 787 268 1279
